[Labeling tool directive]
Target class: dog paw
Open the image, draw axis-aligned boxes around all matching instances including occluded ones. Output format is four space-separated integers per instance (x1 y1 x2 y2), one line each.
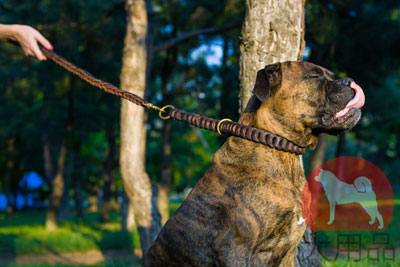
369 219 375 225
378 224 384 229
327 220 333 225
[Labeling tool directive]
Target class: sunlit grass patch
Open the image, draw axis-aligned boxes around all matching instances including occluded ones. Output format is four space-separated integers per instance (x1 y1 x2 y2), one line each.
0 211 134 256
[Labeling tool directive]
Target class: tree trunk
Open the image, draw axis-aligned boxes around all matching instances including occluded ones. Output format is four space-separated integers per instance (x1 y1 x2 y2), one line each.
158 119 171 225
295 228 321 267
120 0 161 255
158 43 177 225
5 137 16 215
121 190 137 231
44 89 73 230
240 0 306 111
307 134 328 176
336 132 346 157
71 139 84 220
58 157 72 221
101 121 117 222
239 1 321 266
45 139 68 230
109 169 119 211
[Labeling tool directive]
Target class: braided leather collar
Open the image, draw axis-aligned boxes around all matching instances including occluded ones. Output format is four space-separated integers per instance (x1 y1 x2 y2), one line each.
169 109 306 155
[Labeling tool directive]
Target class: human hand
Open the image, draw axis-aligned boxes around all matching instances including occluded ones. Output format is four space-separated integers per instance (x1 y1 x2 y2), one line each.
12 25 53 61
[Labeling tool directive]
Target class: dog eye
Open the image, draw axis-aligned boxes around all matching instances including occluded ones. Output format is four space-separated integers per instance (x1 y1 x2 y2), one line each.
305 75 321 80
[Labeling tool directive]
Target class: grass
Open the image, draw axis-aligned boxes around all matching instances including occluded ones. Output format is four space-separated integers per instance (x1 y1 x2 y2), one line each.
0 210 136 257
314 192 400 266
0 193 399 266
1 259 141 267
321 257 397 266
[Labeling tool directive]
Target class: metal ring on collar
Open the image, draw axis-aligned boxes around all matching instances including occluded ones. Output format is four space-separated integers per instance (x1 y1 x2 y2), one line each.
217 118 232 136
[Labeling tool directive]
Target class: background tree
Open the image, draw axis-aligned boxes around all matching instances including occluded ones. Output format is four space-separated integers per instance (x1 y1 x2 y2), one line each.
240 0 321 266
119 0 161 254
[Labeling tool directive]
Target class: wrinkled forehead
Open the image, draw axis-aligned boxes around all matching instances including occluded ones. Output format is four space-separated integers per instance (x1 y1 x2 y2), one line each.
281 61 335 80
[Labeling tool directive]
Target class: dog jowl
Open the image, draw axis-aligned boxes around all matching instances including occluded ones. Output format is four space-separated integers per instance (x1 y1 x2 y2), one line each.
143 61 365 267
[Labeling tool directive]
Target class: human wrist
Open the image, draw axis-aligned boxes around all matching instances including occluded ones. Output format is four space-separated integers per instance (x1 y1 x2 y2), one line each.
0 24 19 41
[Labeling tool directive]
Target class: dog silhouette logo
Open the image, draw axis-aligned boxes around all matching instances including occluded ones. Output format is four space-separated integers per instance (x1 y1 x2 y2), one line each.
302 156 393 231
314 169 384 229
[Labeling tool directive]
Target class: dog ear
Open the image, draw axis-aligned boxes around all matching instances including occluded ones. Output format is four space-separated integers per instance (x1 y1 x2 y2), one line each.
253 63 282 102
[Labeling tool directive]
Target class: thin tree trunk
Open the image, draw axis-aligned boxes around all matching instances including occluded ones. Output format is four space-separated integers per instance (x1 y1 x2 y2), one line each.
120 0 161 254
158 42 177 225
45 138 68 230
71 139 84 220
336 132 346 157
101 122 117 222
240 1 321 266
5 137 16 215
158 119 172 225
44 90 73 230
58 155 72 220
109 173 119 211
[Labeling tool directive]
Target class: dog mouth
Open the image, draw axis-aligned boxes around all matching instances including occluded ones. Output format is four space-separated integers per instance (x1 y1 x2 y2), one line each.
333 82 365 119
318 81 365 132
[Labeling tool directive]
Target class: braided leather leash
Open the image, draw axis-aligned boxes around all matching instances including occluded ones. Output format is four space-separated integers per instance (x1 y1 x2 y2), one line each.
40 47 306 155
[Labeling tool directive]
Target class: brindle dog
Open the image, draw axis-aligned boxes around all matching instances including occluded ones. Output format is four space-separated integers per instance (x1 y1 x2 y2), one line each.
143 61 363 266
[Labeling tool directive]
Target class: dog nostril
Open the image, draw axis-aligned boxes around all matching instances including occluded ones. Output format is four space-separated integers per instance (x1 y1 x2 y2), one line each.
342 77 354 86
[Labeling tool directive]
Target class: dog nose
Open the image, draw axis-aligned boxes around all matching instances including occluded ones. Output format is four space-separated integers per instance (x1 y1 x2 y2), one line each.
338 77 354 86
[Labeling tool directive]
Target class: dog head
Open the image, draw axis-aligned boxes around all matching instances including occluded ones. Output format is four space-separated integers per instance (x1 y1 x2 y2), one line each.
242 61 365 149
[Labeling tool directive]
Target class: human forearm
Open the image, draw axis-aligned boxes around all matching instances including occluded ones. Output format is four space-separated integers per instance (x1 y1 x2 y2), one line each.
0 24 18 41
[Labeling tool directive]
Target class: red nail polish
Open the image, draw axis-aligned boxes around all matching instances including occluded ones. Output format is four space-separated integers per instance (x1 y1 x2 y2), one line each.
48 44 53 50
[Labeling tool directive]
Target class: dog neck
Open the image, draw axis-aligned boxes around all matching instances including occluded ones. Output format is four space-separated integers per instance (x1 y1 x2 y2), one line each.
240 99 318 150
214 136 306 186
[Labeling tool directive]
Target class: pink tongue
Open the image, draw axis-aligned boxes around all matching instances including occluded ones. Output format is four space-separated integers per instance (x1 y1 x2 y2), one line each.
334 81 365 119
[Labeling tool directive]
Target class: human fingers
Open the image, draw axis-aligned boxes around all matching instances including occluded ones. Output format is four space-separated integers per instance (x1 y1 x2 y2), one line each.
34 31 53 50
30 38 46 61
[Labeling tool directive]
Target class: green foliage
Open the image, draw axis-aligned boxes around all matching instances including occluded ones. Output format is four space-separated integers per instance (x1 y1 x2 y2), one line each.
306 0 400 185
0 0 245 200
0 210 134 256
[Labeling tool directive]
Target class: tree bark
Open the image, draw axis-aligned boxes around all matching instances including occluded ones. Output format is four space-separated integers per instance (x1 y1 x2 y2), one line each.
121 190 137 231
120 0 161 255
45 138 68 230
239 0 306 112
44 90 73 230
239 1 321 266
